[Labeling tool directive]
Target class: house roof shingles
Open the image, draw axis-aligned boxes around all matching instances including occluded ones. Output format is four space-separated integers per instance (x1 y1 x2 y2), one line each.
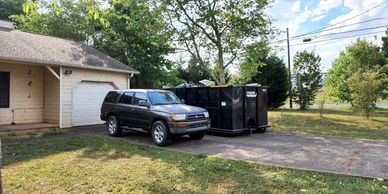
0 27 138 74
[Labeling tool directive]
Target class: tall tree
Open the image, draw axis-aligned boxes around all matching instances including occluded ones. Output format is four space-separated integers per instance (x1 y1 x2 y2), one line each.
382 28 388 58
238 41 269 83
177 57 212 84
14 0 176 88
161 0 273 85
348 69 385 118
250 55 289 109
11 0 101 42
0 0 24 20
94 0 174 88
326 39 386 104
292 51 322 110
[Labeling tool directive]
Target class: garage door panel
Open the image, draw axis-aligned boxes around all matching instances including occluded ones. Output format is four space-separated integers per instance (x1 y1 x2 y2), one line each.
72 82 114 126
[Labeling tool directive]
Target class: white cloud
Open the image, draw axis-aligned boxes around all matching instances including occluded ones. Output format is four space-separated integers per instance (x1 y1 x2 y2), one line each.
311 14 327 22
271 0 387 71
291 0 301 13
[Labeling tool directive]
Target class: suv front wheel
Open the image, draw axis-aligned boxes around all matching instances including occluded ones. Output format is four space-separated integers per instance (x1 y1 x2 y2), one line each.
151 120 171 147
107 116 122 137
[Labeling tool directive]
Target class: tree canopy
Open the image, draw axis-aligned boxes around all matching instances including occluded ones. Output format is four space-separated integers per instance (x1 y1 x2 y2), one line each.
326 39 386 104
382 28 388 58
292 51 322 110
348 69 385 118
161 0 273 85
0 0 24 20
13 0 175 88
251 55 289 109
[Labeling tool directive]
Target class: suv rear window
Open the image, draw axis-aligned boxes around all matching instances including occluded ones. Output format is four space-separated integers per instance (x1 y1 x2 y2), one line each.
104 91 119 103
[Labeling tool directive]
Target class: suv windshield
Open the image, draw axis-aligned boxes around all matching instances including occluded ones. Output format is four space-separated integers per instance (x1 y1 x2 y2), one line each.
148 91 182 105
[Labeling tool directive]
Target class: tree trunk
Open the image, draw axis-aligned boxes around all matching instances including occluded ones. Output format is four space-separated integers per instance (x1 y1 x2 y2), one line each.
217 45 225 85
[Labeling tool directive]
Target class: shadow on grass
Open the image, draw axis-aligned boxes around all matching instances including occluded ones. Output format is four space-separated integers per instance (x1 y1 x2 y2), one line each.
2 135 272 193
4 134 387 193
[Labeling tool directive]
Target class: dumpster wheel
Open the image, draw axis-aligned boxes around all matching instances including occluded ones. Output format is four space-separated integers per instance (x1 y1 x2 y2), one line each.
246 118 256 135
257 127 267 133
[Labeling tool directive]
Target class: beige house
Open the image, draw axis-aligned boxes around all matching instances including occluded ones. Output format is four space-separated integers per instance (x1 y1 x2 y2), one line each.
0 20 139 129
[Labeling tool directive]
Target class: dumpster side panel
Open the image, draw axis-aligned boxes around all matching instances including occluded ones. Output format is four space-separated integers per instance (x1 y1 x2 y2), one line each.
257 87 268 127
208 88 219 108
175 88 186 102
245 87 258 128
208 88 221 128
197 87 208 107
232 87 244 130
186 88 197 106
220 87 233 130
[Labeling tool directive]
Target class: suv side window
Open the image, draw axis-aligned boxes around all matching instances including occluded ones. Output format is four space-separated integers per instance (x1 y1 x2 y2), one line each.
119 92 134 104
104 91 119 103
133 92 147 105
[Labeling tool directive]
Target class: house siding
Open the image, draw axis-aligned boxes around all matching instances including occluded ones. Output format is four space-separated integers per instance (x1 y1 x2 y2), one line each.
61 67 128 128
0 63 44 125
44 68 60 124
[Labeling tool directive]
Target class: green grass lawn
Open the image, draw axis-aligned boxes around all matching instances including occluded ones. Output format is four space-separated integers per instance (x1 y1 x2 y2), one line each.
269 108 388 141
3 135 388 193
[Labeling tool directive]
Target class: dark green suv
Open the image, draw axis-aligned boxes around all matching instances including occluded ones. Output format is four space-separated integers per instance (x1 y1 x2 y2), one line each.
100 89 210 146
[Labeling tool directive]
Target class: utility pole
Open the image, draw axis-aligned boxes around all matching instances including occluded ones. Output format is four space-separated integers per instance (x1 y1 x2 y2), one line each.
286 28 293 109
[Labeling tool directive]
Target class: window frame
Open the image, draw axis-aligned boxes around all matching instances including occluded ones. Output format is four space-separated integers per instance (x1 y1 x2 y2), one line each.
133 92 148 106
0 72 10 108
119 92 134 105
103 91 120 103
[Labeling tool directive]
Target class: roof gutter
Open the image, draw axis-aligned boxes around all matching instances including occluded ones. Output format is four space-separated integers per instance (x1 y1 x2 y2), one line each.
0 56 140 74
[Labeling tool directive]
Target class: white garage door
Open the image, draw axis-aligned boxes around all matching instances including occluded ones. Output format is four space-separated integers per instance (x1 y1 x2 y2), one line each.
72 82 115 126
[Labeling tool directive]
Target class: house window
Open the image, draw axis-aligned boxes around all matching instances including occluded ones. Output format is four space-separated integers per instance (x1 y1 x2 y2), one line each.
0 72 10 108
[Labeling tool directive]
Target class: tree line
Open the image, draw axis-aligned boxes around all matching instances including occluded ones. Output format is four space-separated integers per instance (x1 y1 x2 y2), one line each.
1 0 387 116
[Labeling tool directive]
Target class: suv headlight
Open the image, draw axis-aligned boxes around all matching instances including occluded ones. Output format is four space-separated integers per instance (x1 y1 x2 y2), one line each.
171 114 186 121
204 112 209 118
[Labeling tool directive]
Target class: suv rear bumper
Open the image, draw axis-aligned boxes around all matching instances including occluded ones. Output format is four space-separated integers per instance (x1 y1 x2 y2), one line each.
168 119 210 134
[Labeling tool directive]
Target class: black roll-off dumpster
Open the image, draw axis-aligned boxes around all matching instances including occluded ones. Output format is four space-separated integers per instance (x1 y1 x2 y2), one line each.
167 85 270 134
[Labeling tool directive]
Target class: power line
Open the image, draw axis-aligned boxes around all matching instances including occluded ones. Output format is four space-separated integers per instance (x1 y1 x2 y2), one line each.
293 0 388 38
290 30 385 47
295 25 387 40
296 16 388 37
271 24 388 44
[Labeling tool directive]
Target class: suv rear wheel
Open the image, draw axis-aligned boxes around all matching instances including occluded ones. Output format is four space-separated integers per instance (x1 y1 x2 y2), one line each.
107 116 122 137
151 120 171 147
189 131 206 140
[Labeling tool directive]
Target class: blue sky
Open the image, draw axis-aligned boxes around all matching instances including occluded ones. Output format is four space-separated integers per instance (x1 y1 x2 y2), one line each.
270 0 388 71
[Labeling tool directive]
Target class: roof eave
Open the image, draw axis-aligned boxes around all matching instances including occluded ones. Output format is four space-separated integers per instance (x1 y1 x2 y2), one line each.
0 56 140 74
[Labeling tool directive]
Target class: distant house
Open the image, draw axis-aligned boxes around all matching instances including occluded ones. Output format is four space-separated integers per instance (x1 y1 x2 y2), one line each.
0 20 139 128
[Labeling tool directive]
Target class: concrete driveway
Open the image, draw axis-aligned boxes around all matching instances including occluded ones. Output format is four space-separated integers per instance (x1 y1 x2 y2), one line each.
80 125 388 180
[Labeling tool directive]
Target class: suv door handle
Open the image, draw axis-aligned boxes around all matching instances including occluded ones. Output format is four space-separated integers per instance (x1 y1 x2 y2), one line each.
131 108 135 111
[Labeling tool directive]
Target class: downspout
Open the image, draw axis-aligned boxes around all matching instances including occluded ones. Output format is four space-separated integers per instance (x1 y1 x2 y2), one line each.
128 73 134 89
59 67 63 128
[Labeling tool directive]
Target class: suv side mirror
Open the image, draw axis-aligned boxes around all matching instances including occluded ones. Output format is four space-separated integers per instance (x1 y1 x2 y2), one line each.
138 100 149 107
181 99 185 104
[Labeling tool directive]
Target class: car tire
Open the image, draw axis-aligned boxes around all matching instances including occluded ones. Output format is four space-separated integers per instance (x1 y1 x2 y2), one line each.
107 116 122 137
151 120 171 147
189 131 206 140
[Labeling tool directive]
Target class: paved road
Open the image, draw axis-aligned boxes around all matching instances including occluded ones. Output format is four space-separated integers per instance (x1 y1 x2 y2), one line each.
77 125 388 179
